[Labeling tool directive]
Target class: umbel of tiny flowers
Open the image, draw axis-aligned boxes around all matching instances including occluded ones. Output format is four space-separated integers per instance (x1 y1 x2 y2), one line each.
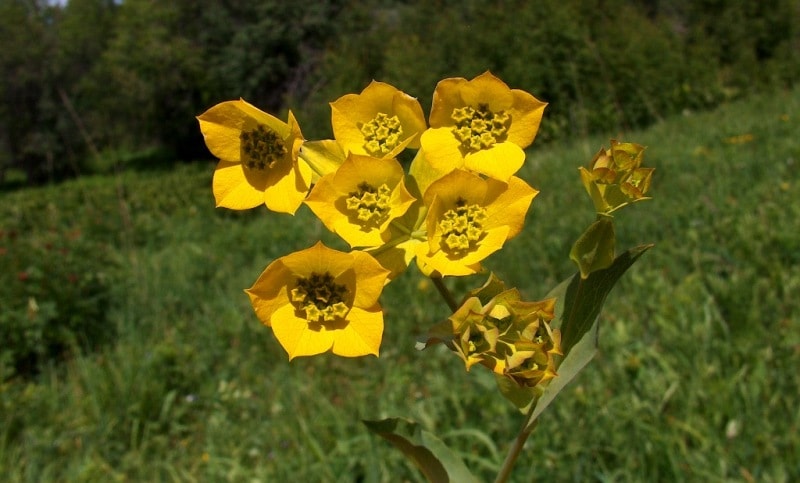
330 80 427 159
415 169 537 277
579 140 654 215
420 274 561 390
304 154 416 249
197 99 311 214
245 242 390 359
419 71 547 182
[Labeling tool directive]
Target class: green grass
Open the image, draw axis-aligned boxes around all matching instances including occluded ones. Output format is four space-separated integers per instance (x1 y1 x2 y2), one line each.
1 87 799 482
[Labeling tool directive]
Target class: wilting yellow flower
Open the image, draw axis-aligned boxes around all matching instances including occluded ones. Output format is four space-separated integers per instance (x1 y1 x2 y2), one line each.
422 275 561 387
246 242 390 359
304 154 417 248
416 169 537 276
419 71 546 181
331 81 427 158
197 99 311 214
579 140 654 214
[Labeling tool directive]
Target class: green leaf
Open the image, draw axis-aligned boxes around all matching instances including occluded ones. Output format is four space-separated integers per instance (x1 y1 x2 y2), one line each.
523 244 652 429
570 217 616 278
363 418 480 483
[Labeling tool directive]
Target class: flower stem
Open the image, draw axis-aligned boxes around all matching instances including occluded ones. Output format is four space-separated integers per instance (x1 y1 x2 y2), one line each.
431 276 458 312
494 405 538 483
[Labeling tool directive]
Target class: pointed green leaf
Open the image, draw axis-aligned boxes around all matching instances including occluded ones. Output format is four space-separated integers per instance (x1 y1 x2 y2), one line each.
524 244 652 429
558 243 651 353
570 217 616 278
364 418 480 483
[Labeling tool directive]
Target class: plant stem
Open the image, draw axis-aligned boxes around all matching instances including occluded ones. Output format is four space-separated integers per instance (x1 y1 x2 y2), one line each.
431 276 459 312
494 405 538 483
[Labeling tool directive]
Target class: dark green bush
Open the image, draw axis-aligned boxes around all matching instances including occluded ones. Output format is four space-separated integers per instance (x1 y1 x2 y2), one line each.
0 225 113 379
288 0 796 142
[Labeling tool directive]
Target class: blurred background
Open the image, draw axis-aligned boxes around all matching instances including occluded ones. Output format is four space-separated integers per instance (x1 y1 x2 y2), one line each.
1 0 798 481
1 0 797 185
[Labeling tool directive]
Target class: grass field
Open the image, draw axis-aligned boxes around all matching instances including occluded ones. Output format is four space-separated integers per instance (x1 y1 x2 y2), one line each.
1 87 799 482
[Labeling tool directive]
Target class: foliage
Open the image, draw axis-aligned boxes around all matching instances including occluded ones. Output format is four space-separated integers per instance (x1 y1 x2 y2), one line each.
0 83 797 480
1 0 798 185
0 197 112 379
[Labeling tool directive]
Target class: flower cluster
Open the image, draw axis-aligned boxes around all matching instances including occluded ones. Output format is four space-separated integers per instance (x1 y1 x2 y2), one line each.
421 275 561 387
579 140 654 214
198 72 548 361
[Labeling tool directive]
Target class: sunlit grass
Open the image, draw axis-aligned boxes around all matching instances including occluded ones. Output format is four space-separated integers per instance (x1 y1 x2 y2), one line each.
1 87 798 481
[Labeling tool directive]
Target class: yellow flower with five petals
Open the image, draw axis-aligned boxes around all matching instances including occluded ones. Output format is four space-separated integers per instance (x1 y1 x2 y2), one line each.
415 169 538 276
331 81 427 158
197 99 311 214
304 154 417 248
420 71 546 181
246 242 390 359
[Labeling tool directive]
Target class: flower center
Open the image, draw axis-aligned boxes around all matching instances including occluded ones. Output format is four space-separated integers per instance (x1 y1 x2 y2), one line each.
358 113 403 156
438 198 487 255
450 103 510 154
290 272 349 323
345 181 392 228
240 125 287 170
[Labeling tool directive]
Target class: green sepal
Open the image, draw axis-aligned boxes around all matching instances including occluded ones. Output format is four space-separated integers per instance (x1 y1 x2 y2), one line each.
517 244 652 428
570 217 616 278
363 418 480 483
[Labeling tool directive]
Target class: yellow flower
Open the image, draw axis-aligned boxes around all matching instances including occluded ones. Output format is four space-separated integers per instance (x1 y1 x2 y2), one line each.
246 242 390 359
415 170 538 276
331 81 427 158
197 99 311 214
304 154 417 248
421 275 561 388
420 71 546 181
579 140 654 214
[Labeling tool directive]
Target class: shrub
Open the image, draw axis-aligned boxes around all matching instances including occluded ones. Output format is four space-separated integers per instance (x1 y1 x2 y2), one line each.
0 225 113 379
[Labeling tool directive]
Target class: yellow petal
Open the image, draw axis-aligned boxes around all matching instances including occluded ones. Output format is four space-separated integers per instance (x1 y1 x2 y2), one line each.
212 160 268 210
463 142 525 181
483 176 538 239
419 128 465 174
422 169 488 207
280 242 354 279
271 304 334 359
245 260 294 326
331 305 383 357
429 76 467 126
262 161 310 214
459 71 515 112
506 89 547 148
332 81 398 123
391 94 427 149
408 149 451 199
350 250 391 307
